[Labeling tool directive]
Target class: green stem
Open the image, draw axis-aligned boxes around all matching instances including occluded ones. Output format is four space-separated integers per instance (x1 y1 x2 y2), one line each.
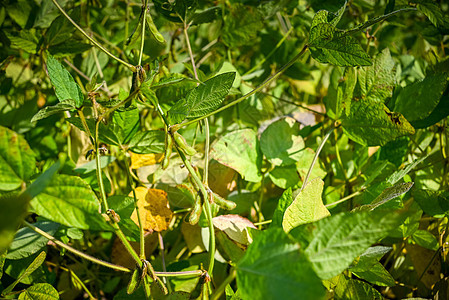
210 268 236 300
94 121 142 268
50 0 136 72
68 269 96 300
123 153 146 259
300 124 334 192
172 45 309 131
23 221 130 272
138 0 148 66
176 148 215 279
325 189 364 208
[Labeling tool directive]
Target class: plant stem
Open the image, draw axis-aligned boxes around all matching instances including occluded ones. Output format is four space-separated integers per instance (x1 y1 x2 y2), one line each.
172 45 309 131
138 0 148 66
50 0 136 72
210 268 236 300
123 153 146 259
101 87 141 118
325 189 364 208
176 149 215 279
94 121 142 268
23 221 131 272
300 124 335 192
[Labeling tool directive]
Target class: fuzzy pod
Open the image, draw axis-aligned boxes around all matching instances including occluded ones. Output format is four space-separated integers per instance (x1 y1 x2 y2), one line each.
146 13 165 44
127 268 141 295
213 192 237 210
162 132 173 170
174 132 197 156
189 197 203 225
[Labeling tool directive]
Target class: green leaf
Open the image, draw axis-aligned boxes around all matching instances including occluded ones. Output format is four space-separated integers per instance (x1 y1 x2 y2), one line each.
359 182 414 211
283 178 330 232
292 209 409 279
4 30 40 54
236 228 325 300
387 156 427 185
413 189 449 217
341 99 415 146
31 101 75 122
191 7 221 25
18 283 59 300
308 23 372 67
268 164 300 189
222 4 264 47
46 54 84 108
2 251 46 296
0 126 36 191
324 67 356 119
412 230 439 251
108 195 135 219
260 117 305 166
271 188 294 228
6 221 59 260
334 275 384 299
30 175 112 230
112 108 140 145
310 3 347 28
74 156 116 174
417 1 449 30
210 129 262 183
0 193 30 255
350 247 395 287
128 130 166 154
392 72 448 128
358 48 396 103
167 72 236 124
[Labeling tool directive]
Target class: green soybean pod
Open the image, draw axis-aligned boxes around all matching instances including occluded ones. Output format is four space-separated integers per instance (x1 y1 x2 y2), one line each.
174 132 197 156
213 192 237 210
162 132 173 170
189 196 203 225
146 13 165 44
127 268 141 295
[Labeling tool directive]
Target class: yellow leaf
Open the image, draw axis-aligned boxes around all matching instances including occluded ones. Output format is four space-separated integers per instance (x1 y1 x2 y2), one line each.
130 152 164 169
130 187 173 232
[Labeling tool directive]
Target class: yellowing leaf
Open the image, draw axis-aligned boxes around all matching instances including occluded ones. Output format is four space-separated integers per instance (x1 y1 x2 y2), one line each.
130 152 164 169
130 187 173 232
283 178 331 232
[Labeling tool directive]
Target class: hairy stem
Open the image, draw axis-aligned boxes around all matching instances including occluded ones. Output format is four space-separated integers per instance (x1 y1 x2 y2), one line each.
138 0 148 66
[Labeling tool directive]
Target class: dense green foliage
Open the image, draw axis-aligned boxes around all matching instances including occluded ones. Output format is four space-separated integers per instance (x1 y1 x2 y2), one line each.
0 0 448 299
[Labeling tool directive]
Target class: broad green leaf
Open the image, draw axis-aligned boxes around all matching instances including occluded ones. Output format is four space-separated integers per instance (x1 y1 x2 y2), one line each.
358 48 396 103
222 4 264 47
31 101 75 122
46 54 84 108
191 7 221 25
359 182 414 211
296 148 327 183
268 164 300 189
30 175 112 230
167 72 236 124
0 126 36 191
412 230 439 251
417 1 449 30
308 23 372 67
237 228 325 300
112 108 140 145
74 156 116 174
128 130 166 154
350 247 395 287
283 178 330 232
392 72 448 128
324 67 356 119
413 189 449 217
210 129 262 182
18 283 59 300
334 275 384 299
310 3 347 28
341 99 415 146
67 117 122 146
293 209 408 279
271 188 294 228
0 193 30 255
108 195 135 219
6 221 59 260
4 30 40 54
260 117 305 166
2 251 46 296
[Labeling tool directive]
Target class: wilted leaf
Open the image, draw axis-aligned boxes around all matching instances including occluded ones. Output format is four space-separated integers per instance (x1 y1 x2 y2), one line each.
130 187 173 232
130 152 164 169
213 215 257 246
